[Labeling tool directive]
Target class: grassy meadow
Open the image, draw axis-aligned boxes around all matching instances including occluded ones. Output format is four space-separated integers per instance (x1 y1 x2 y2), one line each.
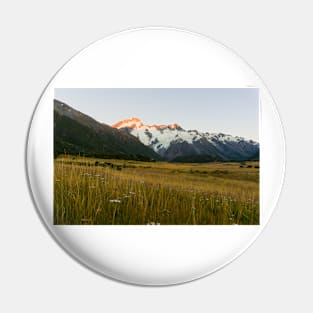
54 156 259 225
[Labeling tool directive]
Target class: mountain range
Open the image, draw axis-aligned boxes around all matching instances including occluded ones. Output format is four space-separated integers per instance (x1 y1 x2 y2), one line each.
54 100 259 162
112 117 259 162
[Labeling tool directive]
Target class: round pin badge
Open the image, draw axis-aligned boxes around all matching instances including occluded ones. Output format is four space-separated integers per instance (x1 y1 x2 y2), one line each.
27 27 285 285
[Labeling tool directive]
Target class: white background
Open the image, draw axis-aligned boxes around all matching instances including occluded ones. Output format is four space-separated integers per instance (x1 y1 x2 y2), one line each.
0 0 312 312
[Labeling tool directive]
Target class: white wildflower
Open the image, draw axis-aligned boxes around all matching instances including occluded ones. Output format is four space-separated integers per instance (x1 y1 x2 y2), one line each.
109 199 121 203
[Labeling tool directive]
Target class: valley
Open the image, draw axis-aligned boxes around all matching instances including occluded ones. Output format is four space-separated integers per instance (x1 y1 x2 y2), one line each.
54 156 259 225
54 98 260 225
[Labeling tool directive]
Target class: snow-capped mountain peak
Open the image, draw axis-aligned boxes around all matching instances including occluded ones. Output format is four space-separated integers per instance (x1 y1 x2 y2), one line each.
112 117 181 131
112 117 144 129
112 117 259 162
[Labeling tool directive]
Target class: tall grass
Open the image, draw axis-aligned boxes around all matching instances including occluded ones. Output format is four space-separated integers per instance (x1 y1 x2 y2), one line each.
54 156 259 225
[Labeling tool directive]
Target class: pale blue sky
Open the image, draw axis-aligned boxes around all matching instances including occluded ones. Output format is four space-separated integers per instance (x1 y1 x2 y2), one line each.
55 88 259 141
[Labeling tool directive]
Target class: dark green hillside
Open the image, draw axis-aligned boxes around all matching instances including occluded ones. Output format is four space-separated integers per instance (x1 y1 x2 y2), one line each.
54 100 160 161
